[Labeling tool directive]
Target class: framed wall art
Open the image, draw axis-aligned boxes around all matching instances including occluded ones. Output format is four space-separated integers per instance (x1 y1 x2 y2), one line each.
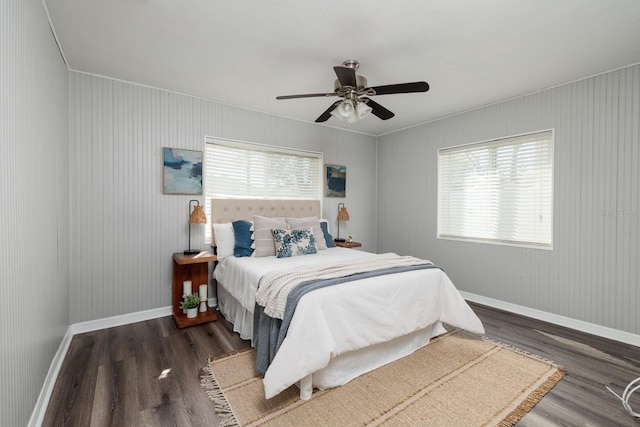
325 164 346 197
163 147 203 195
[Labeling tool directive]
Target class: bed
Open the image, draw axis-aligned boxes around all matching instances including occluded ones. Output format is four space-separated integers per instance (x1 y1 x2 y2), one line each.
210 198 484 400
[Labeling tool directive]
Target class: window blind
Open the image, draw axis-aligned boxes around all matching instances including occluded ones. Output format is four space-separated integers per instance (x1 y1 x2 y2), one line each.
438 130 553 249
203 138 322 243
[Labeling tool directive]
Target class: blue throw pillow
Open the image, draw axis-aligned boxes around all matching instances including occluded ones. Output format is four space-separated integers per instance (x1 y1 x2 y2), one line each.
320 221 336 248
232 220 254 257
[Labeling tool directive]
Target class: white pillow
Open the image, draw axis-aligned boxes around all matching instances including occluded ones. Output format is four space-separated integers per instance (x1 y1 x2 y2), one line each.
286 217 327 250
213 222 235 259
252 215 287 257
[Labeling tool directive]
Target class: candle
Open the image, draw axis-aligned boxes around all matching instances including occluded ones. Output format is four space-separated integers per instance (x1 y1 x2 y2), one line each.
183 280 192 296
199 284 208 312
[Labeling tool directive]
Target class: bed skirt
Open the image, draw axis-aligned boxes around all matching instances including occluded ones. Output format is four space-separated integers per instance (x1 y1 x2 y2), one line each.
217 282 447 399
217 285 254 341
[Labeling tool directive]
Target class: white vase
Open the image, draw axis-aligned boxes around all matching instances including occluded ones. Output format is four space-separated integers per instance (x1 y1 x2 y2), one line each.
186 307 198 319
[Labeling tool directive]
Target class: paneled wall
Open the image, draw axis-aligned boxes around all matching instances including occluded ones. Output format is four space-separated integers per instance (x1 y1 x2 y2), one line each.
69 72 377 323
378 64 640 335
0 1 69 426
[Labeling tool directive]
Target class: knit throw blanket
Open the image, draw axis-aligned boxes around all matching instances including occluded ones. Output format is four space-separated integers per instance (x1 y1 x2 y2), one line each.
255 253 432 320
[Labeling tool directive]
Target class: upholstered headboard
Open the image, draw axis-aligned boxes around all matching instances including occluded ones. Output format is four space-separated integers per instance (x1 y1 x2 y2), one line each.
210 198 321 244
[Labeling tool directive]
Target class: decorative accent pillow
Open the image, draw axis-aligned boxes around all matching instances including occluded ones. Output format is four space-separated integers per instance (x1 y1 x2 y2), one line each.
213 223 235 259
285 217 327 250
232 220 254 257
272 228 318 258
320 220 336 248
252 216 288 257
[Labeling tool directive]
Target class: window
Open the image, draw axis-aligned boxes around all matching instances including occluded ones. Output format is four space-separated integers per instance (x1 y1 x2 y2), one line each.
438 130 553 249
203 137 323 243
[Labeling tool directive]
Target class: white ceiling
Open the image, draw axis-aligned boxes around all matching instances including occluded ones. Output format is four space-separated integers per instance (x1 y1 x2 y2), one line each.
45 0 640 136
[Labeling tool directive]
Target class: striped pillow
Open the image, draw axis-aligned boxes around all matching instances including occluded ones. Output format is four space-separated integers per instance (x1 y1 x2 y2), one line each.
252 216 287 257
285 217 327 250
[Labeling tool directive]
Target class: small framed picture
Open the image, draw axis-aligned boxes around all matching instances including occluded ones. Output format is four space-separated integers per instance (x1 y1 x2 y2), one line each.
163 147 203 195
325 164 346 197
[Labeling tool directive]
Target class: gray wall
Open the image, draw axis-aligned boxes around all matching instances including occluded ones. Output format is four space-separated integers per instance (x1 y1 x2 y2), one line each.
68 72 377 323
8 3 638 422
0 0 70 425
378 63 640 335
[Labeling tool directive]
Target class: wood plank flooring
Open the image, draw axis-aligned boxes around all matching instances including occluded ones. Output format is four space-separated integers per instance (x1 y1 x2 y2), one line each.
42 303 640 426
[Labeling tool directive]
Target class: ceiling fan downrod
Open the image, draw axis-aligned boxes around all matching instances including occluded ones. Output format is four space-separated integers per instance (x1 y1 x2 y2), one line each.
342 59 360 70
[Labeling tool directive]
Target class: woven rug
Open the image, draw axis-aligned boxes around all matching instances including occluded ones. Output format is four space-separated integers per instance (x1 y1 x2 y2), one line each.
200 330 565 426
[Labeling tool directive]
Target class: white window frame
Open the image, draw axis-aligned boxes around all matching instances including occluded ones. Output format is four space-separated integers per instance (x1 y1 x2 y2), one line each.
437 129 554 249
203 137 323 244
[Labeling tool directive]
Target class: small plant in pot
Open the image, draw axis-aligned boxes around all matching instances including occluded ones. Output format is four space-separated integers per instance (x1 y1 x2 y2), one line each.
180 293 201 319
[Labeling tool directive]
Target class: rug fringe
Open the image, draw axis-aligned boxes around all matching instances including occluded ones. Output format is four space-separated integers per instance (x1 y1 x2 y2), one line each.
199 365 241 427
208 347 254 364
450 327 563 368
480 334 562 367
497 369 567 426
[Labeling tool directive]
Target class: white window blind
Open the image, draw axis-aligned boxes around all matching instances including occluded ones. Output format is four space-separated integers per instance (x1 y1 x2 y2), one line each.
438 130 553 249
203 137 322 243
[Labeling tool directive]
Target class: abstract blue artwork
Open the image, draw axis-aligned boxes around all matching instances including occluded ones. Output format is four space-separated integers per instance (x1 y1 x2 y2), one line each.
325 164 346 197
163 147 203 195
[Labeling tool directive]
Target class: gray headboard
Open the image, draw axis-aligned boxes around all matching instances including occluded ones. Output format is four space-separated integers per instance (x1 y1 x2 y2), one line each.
210 198 321 244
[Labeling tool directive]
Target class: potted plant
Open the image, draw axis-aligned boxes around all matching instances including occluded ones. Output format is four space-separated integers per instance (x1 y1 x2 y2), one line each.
180 293 201 319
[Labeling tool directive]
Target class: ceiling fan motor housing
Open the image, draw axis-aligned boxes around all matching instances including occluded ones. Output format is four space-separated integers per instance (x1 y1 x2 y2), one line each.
334 75 368 92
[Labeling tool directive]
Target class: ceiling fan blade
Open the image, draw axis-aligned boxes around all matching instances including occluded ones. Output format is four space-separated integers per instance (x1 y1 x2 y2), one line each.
276 92 337 100
315 101 341 122
333 66 357 87
361 97 394 120
367 81 429 96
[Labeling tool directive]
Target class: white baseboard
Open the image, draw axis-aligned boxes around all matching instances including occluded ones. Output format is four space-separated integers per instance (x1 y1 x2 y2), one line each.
28 327 74 427
29 305 173 426
69 306 173 335
461 291 640 347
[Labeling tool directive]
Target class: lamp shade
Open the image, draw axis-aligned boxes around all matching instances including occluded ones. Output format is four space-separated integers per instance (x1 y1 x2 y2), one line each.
337 205 350 221
330 99 371 123
337 99 354 117
331 100 354 121
356 101 372 120
188 205 206 224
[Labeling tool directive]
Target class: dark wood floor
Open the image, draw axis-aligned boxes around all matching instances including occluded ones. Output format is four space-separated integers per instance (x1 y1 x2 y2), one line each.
42 303 640 426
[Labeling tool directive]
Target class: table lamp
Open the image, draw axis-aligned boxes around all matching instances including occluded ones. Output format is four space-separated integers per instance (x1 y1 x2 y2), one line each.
335 202 350 242
184 199 206 255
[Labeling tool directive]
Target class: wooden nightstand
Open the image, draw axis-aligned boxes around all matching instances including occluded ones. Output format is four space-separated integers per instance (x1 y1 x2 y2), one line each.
335 241 362 249
172 251 218 328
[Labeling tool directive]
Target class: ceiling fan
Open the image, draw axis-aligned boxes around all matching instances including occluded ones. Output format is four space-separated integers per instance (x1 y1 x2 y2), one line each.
276 59 429 123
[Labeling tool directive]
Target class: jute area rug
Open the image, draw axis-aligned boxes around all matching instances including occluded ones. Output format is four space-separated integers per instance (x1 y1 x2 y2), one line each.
200 330 565 427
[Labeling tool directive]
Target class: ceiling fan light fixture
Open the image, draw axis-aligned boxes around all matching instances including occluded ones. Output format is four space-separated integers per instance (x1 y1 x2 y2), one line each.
338 99 354 117
330 99 372 123
356 101 372 120
331 99 355 121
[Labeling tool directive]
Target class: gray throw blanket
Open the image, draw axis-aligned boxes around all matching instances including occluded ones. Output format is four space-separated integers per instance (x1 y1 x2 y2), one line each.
253 262 439 374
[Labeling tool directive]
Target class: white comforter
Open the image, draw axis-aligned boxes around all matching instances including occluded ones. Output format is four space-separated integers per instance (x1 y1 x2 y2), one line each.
214 248 484 399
